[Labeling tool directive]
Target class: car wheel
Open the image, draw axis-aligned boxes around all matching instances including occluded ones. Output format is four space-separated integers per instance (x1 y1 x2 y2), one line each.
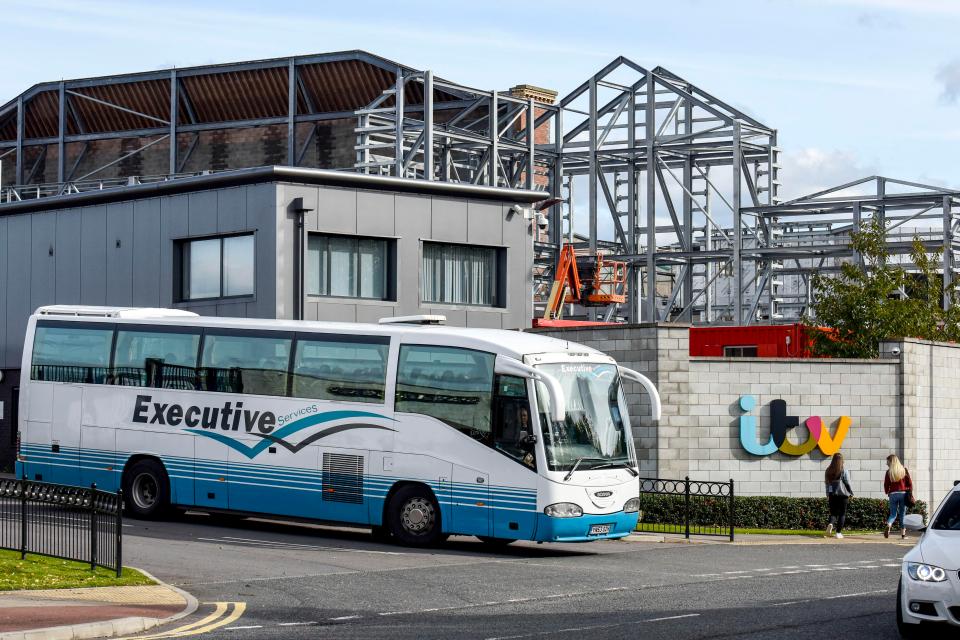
387 485 445 546
477 536 516 547
123 459 170 520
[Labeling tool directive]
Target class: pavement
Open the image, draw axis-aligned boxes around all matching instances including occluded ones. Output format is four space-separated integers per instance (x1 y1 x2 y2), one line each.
0 574 196 640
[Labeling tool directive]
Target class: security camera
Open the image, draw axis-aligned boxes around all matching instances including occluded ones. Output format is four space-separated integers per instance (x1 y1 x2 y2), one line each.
890 347 901 356
535 212 549 230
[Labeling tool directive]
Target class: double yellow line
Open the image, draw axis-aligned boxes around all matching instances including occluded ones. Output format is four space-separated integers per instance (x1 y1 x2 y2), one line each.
122 602 246 639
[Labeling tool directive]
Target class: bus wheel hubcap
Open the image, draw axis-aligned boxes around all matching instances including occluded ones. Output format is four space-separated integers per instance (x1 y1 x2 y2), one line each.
401 498 434 534
132 473 158 510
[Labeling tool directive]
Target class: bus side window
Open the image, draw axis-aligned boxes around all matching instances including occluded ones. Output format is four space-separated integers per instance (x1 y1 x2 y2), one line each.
395 345 494 442
200 332 292 397
113 328 201 390
31 323 114 384
290 336 389 403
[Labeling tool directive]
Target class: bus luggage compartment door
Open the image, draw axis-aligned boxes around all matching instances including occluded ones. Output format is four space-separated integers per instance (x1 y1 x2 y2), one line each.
451 465 490 537
45 385 82 485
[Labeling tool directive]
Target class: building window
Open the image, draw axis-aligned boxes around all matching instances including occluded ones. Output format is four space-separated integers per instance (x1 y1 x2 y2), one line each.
421 242 503 307
179 234 254 301
307 234 393 300
723 345 758 358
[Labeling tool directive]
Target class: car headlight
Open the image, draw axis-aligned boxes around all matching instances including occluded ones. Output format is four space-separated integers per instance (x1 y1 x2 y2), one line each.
544 502 583 518
907 562 948 582
623 497 640 513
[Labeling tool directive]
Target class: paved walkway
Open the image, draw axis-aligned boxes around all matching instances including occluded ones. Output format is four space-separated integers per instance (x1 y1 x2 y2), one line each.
0 581 195 640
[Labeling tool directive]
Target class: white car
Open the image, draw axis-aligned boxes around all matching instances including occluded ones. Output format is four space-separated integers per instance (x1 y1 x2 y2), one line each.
897 481 960 637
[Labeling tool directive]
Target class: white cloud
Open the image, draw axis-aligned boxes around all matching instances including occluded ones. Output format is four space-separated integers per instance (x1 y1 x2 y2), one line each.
936 59 960 103
778 147 879 201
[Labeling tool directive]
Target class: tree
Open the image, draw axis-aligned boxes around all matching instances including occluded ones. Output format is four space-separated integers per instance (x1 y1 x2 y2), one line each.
805 217 960 358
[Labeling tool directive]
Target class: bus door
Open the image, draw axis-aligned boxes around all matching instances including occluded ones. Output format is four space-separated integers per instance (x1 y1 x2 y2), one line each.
45 384 82 485
488 375 538 540
452 465 490 537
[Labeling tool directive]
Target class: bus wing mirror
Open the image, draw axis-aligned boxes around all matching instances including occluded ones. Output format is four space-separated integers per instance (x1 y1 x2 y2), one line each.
494 355 566 423
617 366 661 421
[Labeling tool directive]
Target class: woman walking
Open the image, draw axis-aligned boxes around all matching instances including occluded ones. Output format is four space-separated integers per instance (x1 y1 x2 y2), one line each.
825 453 853 539
884 454 913 539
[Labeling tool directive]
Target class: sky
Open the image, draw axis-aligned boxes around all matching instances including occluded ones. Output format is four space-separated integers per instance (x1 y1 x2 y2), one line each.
2 0 958 209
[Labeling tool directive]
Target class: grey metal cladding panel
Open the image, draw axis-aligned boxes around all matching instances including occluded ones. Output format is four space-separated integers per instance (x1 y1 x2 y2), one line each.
217 299 250 319
216 187 247 234
30 212 56 313
431 308 466 327
357 191 395 237
80 206 108 305
246 183 278 319
132 199 161 307
5 216 31 367
355 304 394 324
466 201 504 246
159 195 189 306
431 198 467 243
395 195 430 313
55 211 82 305
0 218 7 368
315 303 357 323
466 310 503 329
105 202 134 306
316 186 357 234
188 190 219 237
504 208 533 330
279 185 318 231
303 300 319 322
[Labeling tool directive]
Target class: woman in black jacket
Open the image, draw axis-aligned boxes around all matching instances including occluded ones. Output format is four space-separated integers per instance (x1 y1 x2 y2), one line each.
824 453 854 539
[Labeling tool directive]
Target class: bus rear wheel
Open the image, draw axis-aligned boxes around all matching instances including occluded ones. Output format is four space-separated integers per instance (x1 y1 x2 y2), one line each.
123 459 170 520
387 485 445 546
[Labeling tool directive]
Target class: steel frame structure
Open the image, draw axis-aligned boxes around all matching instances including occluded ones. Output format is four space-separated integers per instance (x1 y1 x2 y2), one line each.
4 52 957 325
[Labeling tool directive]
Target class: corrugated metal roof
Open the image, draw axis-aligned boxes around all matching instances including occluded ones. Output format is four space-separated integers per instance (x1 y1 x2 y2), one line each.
0 51 466 142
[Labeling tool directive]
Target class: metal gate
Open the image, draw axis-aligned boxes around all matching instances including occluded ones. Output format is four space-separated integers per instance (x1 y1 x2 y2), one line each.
637 477 735 540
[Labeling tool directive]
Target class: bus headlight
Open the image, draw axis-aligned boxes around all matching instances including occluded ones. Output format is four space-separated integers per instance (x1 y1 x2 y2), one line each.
544 502 583 518
623 497 640 513
907 563 948 582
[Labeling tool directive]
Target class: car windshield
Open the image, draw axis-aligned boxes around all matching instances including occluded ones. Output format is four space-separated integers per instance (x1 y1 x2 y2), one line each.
534 362 635 472
932 492 960 531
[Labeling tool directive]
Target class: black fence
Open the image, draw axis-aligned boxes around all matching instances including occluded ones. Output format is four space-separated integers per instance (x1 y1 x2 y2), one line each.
0 479 123 576
637 477 735 540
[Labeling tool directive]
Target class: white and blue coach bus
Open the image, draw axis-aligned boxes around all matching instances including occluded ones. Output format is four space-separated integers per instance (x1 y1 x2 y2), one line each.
16 305 660 546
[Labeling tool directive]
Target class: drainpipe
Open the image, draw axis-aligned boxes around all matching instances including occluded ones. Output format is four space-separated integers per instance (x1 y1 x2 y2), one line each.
289 197 314 321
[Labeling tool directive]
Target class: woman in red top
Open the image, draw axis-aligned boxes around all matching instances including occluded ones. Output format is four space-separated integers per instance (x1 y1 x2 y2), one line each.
883 454 912 539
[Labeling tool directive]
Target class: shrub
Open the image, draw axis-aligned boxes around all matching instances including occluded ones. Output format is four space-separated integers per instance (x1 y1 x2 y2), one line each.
637 494 928 531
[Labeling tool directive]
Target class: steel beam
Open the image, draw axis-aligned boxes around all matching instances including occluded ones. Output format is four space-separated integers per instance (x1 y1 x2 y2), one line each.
169 70 177 175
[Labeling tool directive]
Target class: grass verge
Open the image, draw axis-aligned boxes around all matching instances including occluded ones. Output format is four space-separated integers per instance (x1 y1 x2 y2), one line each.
636 523 878 537
0 549 155 591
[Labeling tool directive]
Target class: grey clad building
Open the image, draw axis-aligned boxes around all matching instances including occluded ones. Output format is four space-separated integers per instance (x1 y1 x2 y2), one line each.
0 51 552 469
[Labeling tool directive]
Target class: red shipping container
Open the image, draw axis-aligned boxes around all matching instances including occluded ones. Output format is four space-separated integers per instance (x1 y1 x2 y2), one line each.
689 324 816 358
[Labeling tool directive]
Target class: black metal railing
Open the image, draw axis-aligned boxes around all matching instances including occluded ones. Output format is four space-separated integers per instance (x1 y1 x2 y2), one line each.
0 479 122 576
637 476 735 541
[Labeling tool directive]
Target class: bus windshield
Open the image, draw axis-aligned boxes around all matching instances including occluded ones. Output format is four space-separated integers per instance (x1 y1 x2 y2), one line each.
534 362 635 473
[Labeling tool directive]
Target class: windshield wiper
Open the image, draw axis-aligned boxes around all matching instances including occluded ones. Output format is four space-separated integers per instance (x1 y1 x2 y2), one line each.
590 461 639 477
563 457 587 482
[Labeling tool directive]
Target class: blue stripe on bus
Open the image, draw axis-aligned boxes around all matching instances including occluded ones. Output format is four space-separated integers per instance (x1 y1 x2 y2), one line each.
19 445 540 516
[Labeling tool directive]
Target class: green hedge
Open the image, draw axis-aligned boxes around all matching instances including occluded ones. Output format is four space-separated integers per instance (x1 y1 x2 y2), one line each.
637 494 928 531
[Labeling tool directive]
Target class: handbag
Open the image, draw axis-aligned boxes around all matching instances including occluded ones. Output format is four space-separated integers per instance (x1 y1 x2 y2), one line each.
905 489 916 508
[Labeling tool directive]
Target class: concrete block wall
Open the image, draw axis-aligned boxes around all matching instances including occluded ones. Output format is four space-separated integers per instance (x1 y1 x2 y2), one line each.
882 338 960 509
687 357 899 499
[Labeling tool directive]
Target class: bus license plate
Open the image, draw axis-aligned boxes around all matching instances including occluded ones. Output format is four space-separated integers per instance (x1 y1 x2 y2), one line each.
589 524 612 535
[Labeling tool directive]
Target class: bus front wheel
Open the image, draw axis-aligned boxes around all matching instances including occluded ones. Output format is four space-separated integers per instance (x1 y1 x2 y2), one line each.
123 459 170 519
387 485 445 546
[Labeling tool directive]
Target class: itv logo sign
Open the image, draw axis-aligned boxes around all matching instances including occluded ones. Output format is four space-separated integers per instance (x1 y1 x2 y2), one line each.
738 395 852 457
